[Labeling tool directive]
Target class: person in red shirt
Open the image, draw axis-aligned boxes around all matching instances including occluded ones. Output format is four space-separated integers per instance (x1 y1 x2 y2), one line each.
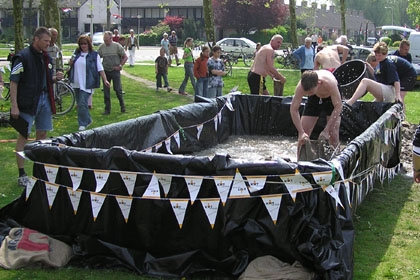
112 29 120 43
193 46 210 97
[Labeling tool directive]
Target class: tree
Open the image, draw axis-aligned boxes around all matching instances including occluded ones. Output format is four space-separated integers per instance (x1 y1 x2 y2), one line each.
203 0 215 44
163 16 184 33
41 0 61 46
340 0 346 35
13 0 24 53
407 0 420 25
289 0 298 48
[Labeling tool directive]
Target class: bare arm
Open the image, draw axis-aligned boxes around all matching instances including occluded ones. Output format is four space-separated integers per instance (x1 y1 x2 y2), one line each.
9 81 19 118
337 45 349 64
394 81 402 103
99 70 110 88
265 50 286 83
290 84 306 142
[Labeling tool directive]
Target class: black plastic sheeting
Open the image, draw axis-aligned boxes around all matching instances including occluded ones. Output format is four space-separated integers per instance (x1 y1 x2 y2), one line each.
0 95 402 279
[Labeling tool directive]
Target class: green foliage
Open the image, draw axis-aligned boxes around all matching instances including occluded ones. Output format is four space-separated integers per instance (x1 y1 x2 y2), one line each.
392 40 401 47
407 0 420 25
183 18 202 41
380 37 392 46
138 32 159 46
150 22 171 38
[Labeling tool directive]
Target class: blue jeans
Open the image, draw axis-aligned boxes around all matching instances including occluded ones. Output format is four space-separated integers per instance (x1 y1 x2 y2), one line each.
104 70 125 112
178 62 195 93
195 77 209 97
19 93 52 133
75 88 92 126
156 72 169 88
208 87 222 98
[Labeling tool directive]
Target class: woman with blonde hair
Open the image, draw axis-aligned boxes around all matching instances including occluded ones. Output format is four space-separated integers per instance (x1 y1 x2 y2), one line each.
178 37 195 95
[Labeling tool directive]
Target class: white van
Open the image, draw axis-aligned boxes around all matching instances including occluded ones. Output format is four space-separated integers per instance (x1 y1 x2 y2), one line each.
408 31 420 64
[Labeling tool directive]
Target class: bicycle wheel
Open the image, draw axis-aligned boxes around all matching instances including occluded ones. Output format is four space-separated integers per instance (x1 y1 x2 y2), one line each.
243 54 253 67
0 83 10 100
55 81 75 115
224 59 233 76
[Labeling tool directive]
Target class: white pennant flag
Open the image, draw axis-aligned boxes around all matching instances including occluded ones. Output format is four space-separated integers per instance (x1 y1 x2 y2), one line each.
229 170 250 198
173 132 180 149
184 176 203 204
25 177 37 201
44 164 59 183
200 198 220 229
144 147 153 153
312 171 333 186
155 173 172 197
214 176 233 205
45 182 60 210
165 139 172 154
66 187 82 215
197 124 203 140
280 171 312 202
384 129 389 145
261 194 282 224
68 167 84 191
143 174 161 199
170 199 189 229
324 184 344 209
94 170 110 193
246 176 266 193
217 111 222 124
120 171 137 196
331 158 351 206
225 95 234 111
90 193 106 222
115 195 133 223
154 142 163 152
214 116 218 132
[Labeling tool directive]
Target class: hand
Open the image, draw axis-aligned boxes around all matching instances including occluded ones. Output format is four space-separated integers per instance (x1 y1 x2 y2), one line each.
298 132 310 147
104 80 111 88
10 105 19 119
414 170 420 183
318 130 329 141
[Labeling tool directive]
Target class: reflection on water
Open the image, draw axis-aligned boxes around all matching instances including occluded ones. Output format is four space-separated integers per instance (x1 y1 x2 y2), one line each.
194 135 298 162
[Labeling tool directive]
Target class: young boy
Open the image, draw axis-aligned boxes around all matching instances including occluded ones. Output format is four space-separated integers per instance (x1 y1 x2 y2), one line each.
155 47 171 92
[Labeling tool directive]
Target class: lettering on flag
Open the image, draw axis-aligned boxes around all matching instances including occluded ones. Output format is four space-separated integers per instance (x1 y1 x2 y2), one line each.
312 171 333 186
170 199 189 229
143 174 161 199
66 187 82 215
90 193 106 222
165 139 172 154
261 194 282 224
120 171 137 196
246 176 266 193
280 171 312 202
214 176 233 205
184 176 203 204
115 195 133 223
45 182 60 210
94 170 110 193
229 170 249 198
26 177 37 201
197 124 203 140
155 173 172 197
68 167 84 191
174 132 180 149
200 198 220 229
44 164 59 183
323 184 344 209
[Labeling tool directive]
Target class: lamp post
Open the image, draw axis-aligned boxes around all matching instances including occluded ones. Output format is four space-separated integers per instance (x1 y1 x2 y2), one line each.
384 6 394 26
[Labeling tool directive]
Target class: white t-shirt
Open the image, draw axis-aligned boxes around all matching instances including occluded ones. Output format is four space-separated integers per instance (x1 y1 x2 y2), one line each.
72 52 104 92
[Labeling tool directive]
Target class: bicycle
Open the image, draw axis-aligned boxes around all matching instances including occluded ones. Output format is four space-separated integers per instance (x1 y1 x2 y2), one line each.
275 47 299 69
226 48 254 67
220 52 233 76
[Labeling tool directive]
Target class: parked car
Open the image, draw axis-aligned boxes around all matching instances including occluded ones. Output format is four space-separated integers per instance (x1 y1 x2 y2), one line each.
408 31 420 64
352 46 373 61
92 32 104 46
366 37 378 46
216 37 257 57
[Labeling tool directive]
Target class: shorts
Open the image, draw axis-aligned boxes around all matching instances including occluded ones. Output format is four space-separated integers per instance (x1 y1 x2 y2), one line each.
247 71 266 95
19 93 53 134
169 45 178 55
302 95 334 117
380 84 395 102
400 75 416 91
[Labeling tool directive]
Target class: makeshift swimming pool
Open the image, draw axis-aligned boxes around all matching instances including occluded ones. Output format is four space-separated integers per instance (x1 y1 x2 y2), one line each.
0 94 403 279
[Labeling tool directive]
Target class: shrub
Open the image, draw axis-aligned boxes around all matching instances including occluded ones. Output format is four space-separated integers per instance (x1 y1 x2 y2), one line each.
392 40 401 47
380 37 392 46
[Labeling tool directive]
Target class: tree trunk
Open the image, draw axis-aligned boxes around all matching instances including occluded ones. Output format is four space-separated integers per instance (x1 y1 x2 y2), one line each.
13 0 24 53
41 0 61 46
106 0 111 31
340 0 346 35
203 0 215 45
289 0 298 48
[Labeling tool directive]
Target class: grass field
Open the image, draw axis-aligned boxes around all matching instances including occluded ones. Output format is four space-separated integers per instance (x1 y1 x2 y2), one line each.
0 63 419 279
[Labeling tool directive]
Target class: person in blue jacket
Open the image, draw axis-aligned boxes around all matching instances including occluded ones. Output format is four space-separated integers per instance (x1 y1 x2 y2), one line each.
292 37 315 74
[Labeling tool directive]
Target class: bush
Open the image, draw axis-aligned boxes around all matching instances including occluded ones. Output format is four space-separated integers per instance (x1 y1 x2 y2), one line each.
138 32 159 46
380 37 392 46
392 41 401 47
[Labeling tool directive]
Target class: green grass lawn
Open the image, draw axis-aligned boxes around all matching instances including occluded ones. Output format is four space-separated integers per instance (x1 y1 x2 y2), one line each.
0 64 419 279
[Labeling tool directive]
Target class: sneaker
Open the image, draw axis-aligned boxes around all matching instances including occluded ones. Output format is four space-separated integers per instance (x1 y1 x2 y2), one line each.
18 174 30 188
78 126 86 131
102 111 110 115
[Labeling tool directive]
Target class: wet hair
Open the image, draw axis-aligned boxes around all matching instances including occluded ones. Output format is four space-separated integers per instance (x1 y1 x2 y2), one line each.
373 41 388 55
77 34 93 52
33 27 51 41
301 71 318 91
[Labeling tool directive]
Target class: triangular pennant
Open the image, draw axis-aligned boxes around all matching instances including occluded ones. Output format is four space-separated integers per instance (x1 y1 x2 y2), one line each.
229 170 250 198
44 164 59 183
384 129 389 145
173 131 180 149
225 95 235 111
312 171 333 186
142 174 161 199
184 176 203 204
120 171 137 196
115 195 133 223
45 181 60 210
170 199 189 229
280 171 312 202
214 176 234 205
197 124 203 140
68 167 84 191
331 158 351 205
261 194 282 224
143 147 153 153
323 185 344 209
90 193 106 222
200 198 220 229
25 177 37 201
217 111 222 124
214 116 218 132
155 173 172 197
165 138 172 154
66 187 82 215
246 176 266 193
154 142 163 152
94 170 110 193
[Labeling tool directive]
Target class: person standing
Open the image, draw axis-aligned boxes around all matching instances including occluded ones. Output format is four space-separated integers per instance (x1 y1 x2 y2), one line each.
194 46 210 97
155 47 171 92
47 27 63 73
392 39 412 63
292 37 315 74
9 27 64 187
69 35 110 131
168 31 181 66
207 45 227 98
161 33 170 58
98 31 128 114
247 34 286 95
112 29 120 43
125 29 139 67
310 33 318 49
178 37 195 95
314 45 349 71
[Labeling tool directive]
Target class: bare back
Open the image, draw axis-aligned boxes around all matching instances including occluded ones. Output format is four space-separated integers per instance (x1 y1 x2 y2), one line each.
250 44 275 77
314 47 341 69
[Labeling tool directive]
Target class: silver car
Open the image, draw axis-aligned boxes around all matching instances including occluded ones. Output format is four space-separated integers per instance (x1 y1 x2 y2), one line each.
92 32 104 46
216 37 257 57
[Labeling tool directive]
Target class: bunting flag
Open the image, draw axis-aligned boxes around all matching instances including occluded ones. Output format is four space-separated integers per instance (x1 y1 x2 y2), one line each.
384 129 389 145
312 171 333 186
200 198 220 229
197 124 203 140
45 182 60 210
61 8 72 13
323 185 344 209
120 171 137 196
115 195 133 223
225 95 235 111
280 171 312 202
184 176 203 204
331 158 351 205
112 14 122 19
44 164 59 183
217 112 222 124
214 176 234 205
66 187 82 215
229 170 249 198
144 147 153 153
174 132 180 149
165 139 172 154
246 176 266 193
214 116 218 132
261 194 282 224
94 170 110 193
155 173 172 197
26 177 37 201
90 193 106 222
68 167 84 191
170 199 189 229
143 174 161 199
155 142 162 152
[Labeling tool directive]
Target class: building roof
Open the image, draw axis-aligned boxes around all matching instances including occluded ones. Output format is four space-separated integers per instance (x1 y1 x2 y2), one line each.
121 0 203 8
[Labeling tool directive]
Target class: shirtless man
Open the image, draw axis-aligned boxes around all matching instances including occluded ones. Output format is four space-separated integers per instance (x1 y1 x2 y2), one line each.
290 70 342 151
247 34 287 95
314 45 349 71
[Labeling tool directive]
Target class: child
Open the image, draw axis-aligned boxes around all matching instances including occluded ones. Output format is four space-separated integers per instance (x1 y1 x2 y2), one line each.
155 47 172 92
207 45 227 98
193 45 210 97
178 38 195 95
